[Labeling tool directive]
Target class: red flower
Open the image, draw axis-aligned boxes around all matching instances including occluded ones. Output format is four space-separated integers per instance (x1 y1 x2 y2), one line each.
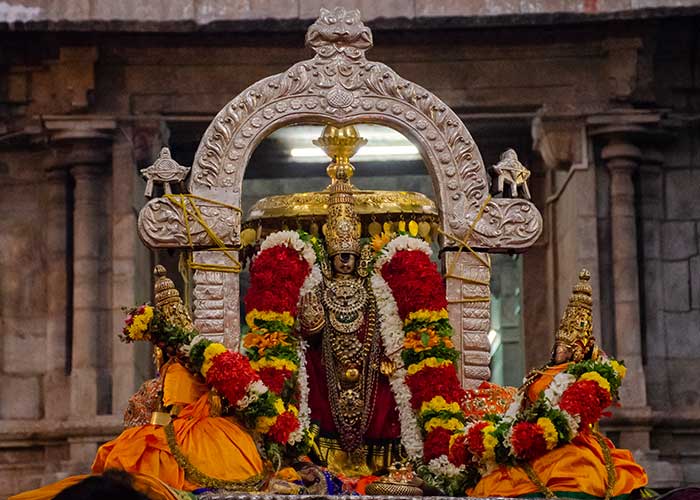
465 421 489 456
245 245 310 315
380 250 447 320
510 422 548 461
559 380 612 429
405 365 466 410
424 427 453 461
448 433 472 467
258 367 293 395
268 410 300 444
205 351 260 405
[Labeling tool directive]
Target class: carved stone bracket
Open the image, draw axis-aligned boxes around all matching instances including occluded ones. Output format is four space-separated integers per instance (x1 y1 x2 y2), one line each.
137 197 240 249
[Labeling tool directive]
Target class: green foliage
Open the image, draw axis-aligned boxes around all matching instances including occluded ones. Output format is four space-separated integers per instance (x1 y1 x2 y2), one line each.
566 359 622 398
188 339 210 371
417 408 466 429
401 343 460 366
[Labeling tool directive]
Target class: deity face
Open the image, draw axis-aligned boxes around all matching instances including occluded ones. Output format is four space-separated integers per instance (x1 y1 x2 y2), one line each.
332 253 356 275
552 343 572 365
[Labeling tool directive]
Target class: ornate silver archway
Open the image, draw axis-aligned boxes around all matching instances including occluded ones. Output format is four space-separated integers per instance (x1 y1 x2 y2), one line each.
138 8 542 387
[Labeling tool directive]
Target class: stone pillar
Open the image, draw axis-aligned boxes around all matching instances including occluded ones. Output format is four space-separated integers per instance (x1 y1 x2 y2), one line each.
637 149 669 408
45 120 115 422
444 251 491 388
600 138 650 449
43 164 71 420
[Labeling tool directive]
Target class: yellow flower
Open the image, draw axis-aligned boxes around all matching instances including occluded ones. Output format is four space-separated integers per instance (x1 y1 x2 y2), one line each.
273 397 286 415
256 415 278 433
407 357 452 375
200 343 228 377
482 425 497 462
579 371 611 392
371 232 393 252
425 417 464 433
245 310 294 329
127 306 154 341
405 309 448 325
537 417 559 450
610 360 627 379
250 357 298 372
420 395 461 415
287 404 299 416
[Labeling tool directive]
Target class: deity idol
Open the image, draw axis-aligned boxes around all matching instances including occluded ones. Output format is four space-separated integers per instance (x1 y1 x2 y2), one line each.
296 162 402 476
242 125 467 481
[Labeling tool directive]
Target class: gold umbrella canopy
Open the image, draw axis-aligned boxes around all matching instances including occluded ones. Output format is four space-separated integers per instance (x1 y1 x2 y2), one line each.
242 125 439 244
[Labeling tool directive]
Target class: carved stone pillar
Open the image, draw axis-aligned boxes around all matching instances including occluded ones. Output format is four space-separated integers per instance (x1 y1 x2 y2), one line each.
600 137 650 449
43 164 71 420
444 251 491 388
46 119 115 422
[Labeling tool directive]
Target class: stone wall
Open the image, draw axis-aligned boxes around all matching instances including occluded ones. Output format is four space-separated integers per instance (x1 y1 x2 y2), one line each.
1 0 699 27
1 7 699 496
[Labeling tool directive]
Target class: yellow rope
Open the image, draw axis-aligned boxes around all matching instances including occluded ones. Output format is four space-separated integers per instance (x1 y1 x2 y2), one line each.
439 194 493 276
164 194 243 275
450 297 491 304
444 273 490 286
437 194 492 305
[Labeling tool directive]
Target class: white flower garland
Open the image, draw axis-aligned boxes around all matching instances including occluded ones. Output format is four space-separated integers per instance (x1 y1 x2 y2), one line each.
543 372 576 406
370 271 424 458
289 339 311 445
237 379 268 410
374 234 432 270
298 265 322 300
427 455 465 478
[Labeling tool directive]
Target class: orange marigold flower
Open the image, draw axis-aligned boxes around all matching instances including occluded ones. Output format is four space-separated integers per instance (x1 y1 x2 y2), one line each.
403 328 453 352
243 330 290 355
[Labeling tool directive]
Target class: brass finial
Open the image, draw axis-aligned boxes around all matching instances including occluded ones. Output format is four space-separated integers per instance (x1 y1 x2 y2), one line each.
313 125 367 185
554 268 594 362
153 265 194 332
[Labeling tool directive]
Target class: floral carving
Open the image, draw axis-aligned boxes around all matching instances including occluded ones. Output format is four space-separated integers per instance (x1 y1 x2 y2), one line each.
137 198 240 248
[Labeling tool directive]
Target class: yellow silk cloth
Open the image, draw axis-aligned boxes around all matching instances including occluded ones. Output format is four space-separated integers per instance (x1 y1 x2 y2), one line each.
92 363 263 491
10 361 263 499
9 472 179 500
162 361 208 408
468 364 648 498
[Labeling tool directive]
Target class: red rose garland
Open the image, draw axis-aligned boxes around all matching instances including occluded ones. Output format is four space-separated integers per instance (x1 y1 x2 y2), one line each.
269 410 300 445
405 365 465 410
205 351 259 406
381 249 448 320
559 379 612 429
465 421 489 456
258 367 293 395
245 245 309 316
510 422 548 461
448 433 472 467
423 427 454 461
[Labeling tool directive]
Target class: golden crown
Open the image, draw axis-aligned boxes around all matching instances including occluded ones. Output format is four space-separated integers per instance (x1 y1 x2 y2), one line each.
153 265 194 332
317 125 363 256
554 269 594 361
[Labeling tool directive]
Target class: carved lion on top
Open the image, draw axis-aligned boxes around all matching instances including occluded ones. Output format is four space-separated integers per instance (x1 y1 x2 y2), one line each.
306 7 373 59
